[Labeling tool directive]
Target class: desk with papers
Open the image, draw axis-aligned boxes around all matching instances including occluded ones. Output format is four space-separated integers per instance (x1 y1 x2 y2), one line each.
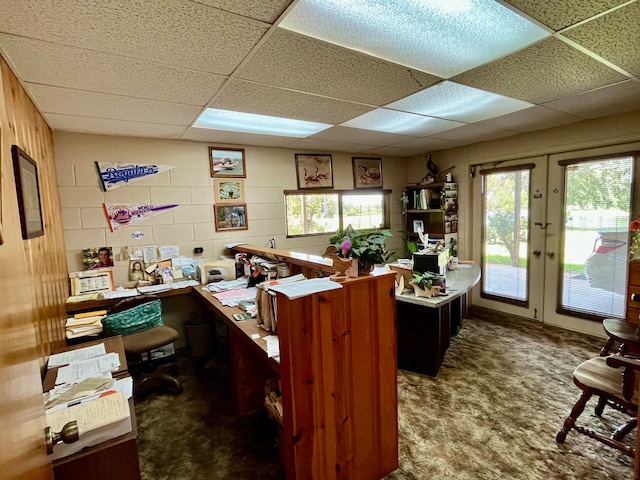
43 336 141 480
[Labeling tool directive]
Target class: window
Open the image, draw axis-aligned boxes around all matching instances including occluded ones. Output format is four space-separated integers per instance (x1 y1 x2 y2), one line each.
285 190 390 237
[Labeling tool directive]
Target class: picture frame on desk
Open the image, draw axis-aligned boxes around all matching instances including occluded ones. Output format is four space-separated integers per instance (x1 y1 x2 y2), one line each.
12 145 44 239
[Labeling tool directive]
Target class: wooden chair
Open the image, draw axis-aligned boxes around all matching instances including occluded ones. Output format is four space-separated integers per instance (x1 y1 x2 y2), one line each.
103 294 183 397
556 353 640 456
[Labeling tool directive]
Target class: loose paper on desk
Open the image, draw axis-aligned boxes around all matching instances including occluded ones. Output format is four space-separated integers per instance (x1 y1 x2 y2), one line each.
103 287 139 299
268 277 342 300
56 352 120 385
264 335 280 358
48 344 107 368
46 390 130 435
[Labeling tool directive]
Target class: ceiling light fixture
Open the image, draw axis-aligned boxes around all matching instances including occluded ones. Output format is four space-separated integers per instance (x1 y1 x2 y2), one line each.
279 0 550 78
194 108 331 137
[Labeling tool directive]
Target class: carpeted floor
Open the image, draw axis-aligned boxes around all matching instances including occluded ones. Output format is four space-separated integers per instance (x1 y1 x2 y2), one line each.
135 313 636 480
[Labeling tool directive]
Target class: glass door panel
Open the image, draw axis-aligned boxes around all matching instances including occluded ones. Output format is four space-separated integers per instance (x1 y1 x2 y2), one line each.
481 169 530 303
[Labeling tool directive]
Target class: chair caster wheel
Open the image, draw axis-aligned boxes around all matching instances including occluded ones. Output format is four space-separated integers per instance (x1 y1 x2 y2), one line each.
556 431 566 443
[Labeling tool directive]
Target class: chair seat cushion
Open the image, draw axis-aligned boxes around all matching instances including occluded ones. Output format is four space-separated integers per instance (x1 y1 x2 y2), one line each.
103 300 163 337
122 325 179 355
574 356 639 403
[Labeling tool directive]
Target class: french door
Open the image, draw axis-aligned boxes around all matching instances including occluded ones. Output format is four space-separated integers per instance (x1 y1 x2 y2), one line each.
471 149 638 337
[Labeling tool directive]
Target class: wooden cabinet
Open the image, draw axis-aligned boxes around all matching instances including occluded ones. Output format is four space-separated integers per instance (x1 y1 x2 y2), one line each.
404 182 457 249
627 260 640 323
276 272 398 480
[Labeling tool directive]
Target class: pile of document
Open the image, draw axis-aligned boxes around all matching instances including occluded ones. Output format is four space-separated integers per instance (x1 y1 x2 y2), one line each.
45 343 134 460
65 310 107 339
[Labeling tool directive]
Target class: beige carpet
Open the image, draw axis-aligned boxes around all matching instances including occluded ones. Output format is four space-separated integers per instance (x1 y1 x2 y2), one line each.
136 312 635 480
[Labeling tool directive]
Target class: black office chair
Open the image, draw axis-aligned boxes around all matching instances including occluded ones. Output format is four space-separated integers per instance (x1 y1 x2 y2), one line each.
103 294 183 397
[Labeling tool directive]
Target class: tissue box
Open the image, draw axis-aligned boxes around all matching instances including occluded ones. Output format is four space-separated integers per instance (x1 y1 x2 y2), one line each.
413 251 448 276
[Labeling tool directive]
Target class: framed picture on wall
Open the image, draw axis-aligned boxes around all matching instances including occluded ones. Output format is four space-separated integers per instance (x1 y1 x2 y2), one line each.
352 157 382 189
214 204 248 231
209 147 246 178
295 154 333 189
12 145 44 239
214 179 245 204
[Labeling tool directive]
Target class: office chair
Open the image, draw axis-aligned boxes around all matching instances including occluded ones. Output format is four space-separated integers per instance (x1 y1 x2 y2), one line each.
103 294 183 397
556 353 640 456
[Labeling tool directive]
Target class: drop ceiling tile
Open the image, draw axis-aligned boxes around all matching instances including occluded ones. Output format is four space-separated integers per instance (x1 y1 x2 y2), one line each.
287 138 375 154
476 105 583 132
452 37 628 104
26 84 202 126
181 127 299 147
46 114 186 138
562 2 640 76
236 29 442 105
383 137 466 153
308 126 412 146
341 108 464 136
194 0 293 23
503 0 628 30
363 145 428 157
542 80 640 119
0 0 269 74
211 80 373 124
0 35 225 105
430 123 516 143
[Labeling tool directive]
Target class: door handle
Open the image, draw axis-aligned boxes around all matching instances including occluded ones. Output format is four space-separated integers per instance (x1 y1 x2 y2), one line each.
533 250 541 257
546 251 554 258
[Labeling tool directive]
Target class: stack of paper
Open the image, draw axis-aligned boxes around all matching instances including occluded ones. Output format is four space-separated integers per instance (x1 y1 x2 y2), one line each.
45 343 134 460
65 310 107 339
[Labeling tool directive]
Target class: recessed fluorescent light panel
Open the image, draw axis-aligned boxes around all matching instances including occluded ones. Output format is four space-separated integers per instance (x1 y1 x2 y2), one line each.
279 0 550 78
194 108 331 137
341 108 464 136
387 82 533 123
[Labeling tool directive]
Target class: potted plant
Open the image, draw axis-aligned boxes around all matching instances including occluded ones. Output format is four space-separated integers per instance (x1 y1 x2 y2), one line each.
328 225 393 275
409 271 442 298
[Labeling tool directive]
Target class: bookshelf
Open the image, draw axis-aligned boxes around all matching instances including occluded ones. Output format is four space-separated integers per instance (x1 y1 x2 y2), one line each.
404 182 458 250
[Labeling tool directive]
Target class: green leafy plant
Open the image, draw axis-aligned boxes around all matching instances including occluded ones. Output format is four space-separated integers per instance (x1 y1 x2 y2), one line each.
410 270 438 290
329 224 393 272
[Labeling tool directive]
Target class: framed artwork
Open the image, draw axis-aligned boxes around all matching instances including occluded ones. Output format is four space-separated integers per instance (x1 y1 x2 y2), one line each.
295 154 333 189
353 157 383 189
413 220 424 233
12 145 44 239
209 147 246 178
214 178 245 204
214 204 248 231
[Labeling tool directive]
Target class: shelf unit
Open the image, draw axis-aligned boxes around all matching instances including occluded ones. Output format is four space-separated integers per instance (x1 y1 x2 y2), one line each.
404 182 458 248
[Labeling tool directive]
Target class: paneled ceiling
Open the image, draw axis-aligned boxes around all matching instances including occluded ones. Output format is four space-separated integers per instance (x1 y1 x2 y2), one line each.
0 0 639 157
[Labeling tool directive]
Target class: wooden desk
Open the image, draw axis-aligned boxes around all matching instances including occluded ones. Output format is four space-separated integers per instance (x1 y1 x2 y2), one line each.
192 286 280 416
394 263 481 376
65 286 193 315
44 336 141 480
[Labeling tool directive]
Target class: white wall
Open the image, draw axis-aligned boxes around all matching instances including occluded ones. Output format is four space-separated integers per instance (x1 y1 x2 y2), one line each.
54 132 408 287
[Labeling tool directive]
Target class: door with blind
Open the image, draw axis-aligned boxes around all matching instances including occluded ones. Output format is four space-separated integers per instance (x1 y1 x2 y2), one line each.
472 151 638 336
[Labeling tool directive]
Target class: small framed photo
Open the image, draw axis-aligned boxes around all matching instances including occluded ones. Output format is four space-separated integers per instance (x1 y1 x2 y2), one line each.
12 145 44 239
215 204 248 231
353 157 382 189
413 220 424 233
209 147 246 178
214 179 245 204
295 154 333 189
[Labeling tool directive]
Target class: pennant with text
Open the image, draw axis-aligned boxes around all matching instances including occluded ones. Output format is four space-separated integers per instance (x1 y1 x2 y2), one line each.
96 162 175 191
103 203 178 232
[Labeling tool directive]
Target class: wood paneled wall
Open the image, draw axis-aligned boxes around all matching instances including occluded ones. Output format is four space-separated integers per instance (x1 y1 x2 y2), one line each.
0 55 67 479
